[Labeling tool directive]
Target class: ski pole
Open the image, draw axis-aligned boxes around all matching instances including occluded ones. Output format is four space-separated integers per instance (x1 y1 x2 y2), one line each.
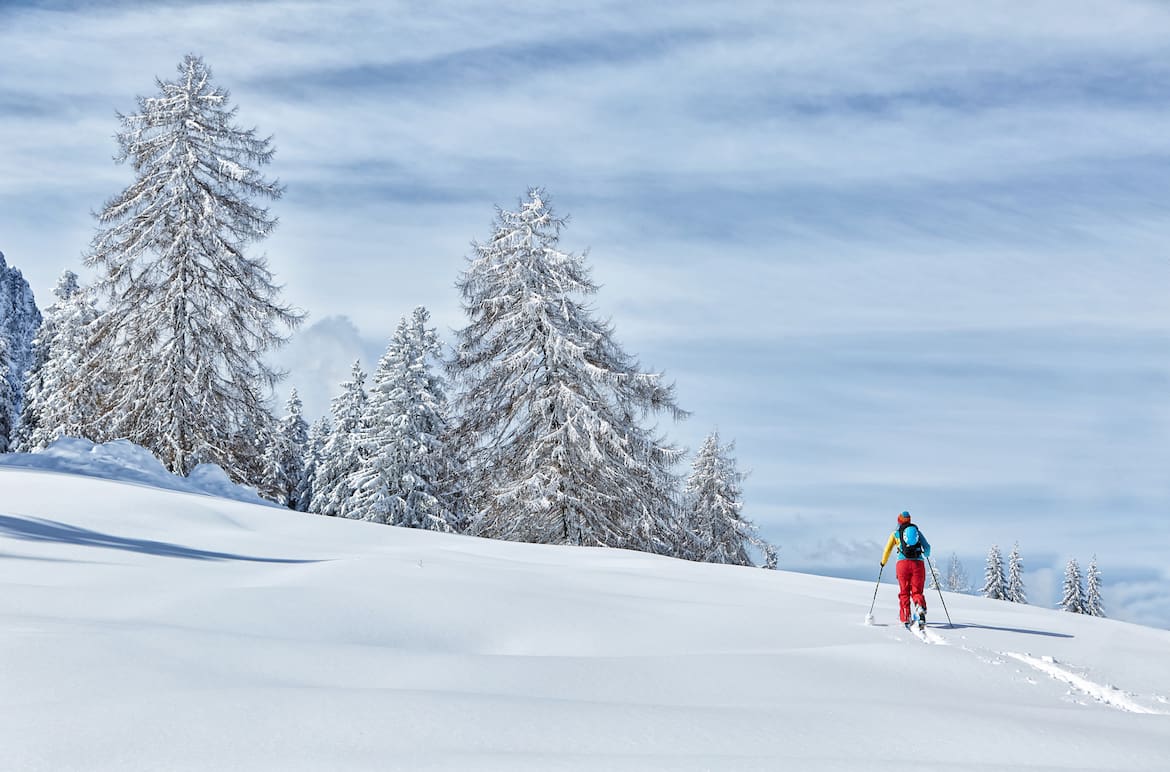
925 555 953 627
865 563 884 624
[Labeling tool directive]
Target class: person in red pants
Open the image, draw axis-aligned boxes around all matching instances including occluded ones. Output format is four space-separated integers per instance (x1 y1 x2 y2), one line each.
880 511 932 629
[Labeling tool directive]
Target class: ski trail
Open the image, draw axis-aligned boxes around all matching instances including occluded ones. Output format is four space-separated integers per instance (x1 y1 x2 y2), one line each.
1003 652 1167 714
919 626 947 645
872 617 1165 714
874 616 948 645
908 625 948 645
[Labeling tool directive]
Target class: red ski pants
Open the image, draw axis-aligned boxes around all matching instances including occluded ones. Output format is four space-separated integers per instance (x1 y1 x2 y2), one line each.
896 559 927 624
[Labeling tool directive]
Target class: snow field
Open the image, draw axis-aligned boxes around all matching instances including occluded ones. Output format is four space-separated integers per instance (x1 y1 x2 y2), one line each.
1 465 1169 770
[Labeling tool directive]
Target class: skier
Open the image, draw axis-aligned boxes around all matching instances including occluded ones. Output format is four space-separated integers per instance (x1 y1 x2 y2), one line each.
880 511 932 629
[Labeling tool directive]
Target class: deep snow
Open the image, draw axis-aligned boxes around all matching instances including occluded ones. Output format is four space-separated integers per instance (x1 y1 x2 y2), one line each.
0 438 270 505
1 445 1168 770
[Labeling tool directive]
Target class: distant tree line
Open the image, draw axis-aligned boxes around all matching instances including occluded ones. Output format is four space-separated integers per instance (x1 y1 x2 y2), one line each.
0 55 775 570
932 544 1105 617
1059 556 1104 617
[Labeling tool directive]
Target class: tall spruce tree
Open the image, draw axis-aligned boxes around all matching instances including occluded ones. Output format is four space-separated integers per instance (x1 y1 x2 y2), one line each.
450 189 687 550
1085 556 1105 617
346 307 464 531
683 430 771 566
82 54 300 479
17 271 100 451
1059 558 1086 614
262 388 309 508
982 545 1007 600
310 361 367 517
0 251 42 453
1006 542 1027 604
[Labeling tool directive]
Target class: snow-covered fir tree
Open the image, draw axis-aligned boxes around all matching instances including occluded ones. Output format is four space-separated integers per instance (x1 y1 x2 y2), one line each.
450 189 688 551
16 271 100 452
1085 556 1105 617
346 307 464 532
81 55 300 479
0 251 42 453
294 416 330 514
1059 558 1086 614
763 545 779 570
925 555 944 591
309 361 367 517
683 430 771 566
261 388 309 509
982 544 1007 600
1006 542 1027 604
943 553 970 593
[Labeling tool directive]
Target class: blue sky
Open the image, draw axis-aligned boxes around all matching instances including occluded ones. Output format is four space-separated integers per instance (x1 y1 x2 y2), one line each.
2 1 1169 627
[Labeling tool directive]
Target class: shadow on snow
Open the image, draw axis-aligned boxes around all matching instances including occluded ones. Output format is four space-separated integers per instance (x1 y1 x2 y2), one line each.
942 622 1074 639
869 621 1073 639
0 515 319 564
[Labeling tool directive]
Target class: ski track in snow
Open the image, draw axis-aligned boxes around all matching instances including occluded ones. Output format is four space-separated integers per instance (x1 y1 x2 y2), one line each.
1002 652 1168 715
887 625 1168 715
917 626 947 645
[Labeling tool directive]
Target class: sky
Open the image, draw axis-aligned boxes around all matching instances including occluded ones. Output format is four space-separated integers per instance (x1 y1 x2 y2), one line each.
1 1 1168 625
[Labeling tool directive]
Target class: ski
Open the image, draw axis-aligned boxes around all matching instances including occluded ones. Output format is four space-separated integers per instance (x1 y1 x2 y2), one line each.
904 605 935 642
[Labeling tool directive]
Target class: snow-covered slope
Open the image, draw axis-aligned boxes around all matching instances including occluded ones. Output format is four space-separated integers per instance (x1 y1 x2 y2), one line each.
1 464 1168 771
0 438 271 505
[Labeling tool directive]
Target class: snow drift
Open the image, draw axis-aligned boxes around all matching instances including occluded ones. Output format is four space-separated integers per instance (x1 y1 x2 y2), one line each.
0 437 270 505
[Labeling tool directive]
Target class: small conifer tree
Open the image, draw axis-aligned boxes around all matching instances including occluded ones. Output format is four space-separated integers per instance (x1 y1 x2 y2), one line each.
1006 542 1027 604
683 430 772 566
346 307 464 532
1059 558 1086 614
16 271 99 451
944 553 970 593
262 388 309 508
0 251 42 453
1085 556 1105 618
982 545 1007 600
310 362 367 517
294 416 330 514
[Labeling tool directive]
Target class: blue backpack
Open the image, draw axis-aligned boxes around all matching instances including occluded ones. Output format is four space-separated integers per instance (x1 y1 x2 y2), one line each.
898 523 924 560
